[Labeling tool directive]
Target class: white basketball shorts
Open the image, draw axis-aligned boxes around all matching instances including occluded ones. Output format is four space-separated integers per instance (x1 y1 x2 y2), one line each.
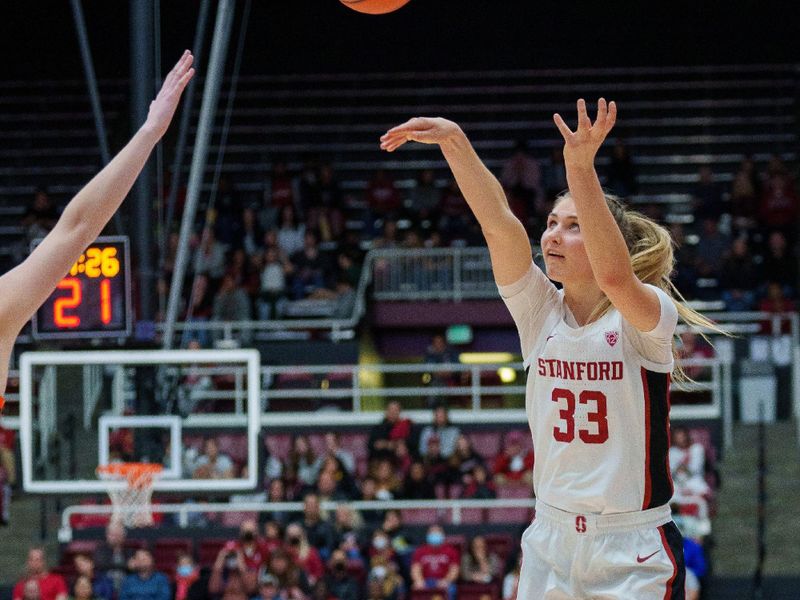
517 501 685 599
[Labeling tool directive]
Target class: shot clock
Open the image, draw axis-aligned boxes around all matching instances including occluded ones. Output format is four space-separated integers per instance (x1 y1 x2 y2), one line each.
32 236 132 340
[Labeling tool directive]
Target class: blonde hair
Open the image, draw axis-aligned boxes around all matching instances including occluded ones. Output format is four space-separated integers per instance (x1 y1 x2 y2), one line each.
554 192 727 382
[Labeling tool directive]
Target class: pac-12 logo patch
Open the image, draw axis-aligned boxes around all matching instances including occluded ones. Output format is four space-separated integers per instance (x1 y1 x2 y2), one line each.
604 331 619 347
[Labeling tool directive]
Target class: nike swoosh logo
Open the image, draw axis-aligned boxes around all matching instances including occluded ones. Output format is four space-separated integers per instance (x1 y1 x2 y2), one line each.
546 334 556 341
636 549 661 563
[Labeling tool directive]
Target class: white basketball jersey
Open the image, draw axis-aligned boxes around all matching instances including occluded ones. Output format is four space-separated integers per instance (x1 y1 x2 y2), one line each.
499 263 679 514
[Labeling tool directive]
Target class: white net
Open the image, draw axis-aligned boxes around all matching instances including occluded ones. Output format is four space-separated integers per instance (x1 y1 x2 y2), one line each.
97 463 162 527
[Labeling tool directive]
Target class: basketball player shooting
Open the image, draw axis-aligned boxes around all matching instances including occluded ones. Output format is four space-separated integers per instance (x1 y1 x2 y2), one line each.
380 100 723 598
0 51 194 411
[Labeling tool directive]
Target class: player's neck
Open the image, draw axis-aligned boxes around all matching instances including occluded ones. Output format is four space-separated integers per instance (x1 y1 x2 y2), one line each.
563 283 606 327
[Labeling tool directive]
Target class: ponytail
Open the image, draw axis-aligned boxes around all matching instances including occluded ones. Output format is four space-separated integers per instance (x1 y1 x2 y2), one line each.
555 192 729 382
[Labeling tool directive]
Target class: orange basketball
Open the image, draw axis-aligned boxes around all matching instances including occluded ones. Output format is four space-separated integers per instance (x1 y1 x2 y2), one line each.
339 0 412 15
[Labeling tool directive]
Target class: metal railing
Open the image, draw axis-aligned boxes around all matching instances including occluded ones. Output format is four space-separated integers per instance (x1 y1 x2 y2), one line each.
59 497 535 542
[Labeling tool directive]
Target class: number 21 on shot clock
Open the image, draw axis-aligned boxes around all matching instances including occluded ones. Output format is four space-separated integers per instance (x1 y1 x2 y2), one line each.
32 236 132 340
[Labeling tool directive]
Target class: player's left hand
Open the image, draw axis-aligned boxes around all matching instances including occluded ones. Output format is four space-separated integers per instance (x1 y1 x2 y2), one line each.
144 50 195 138
553 98 616 166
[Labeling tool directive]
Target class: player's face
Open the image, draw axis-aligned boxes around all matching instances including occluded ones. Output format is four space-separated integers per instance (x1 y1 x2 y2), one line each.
540 197 594 284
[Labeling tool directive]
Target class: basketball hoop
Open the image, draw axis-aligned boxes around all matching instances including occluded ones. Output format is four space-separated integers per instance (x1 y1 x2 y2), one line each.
96 463 163 527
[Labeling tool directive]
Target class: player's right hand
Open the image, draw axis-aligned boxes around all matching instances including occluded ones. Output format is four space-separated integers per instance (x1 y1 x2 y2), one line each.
144 50 195 138
380 117 462 152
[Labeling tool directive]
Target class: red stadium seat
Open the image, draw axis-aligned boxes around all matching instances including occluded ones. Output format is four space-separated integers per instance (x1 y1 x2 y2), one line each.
410 589 448 600
486 506 532 525
497 484 532 499
467 432 501 459
400 508 441 526
504 430 533 452
457 582 501 600
308 433 326 455
221 511 258 528
264 433 292 461
448 508 485 525
217 433 248 464
484 533 514 564
198 539 228 567
340 432 368 459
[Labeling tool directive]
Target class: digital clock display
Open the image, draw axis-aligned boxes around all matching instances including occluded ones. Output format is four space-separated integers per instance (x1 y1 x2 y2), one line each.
32 236 132 340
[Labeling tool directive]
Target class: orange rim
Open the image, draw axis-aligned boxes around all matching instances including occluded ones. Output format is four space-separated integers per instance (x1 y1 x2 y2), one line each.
97 463 164 486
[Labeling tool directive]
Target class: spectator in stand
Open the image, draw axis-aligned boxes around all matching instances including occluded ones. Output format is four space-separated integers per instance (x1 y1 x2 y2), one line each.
423 334 458 392
676 332 714 381
421 436 452 488
316 455 358 501
358 477 384 527
401 460 436 500
22 188 59 243
254 573 281 600
285 523 325 586
173 553 199 600
368 530 401 578
258 246 291 320
307 163 344 242
322 433 355 475
759 160 798 235
438 179 473 240
493 430 534 485
73 555 113 600
365 169 401 219
209 541 257 600
461 535 502 584
669 222 698 299
289 230 330 300
419 404 460 458
694 217 730 282
324 549 361 600
262 521 284 557
214 175 244 248
0 418 15 525
234 519 269 571
13 548 67 600
276 205 306 259
372 457 402 500
333 505 364 548
410 525 460 600
462 464 497 499
366 564 402 600
605 139 638 198
262 549 311 599
759 281 797 334
392 438 412 481
448 434 486 488
119 550 170 600
302 492 337 559
719 237 757 311
239 207 263 258
729 157 760 228
212 274 252 342
368 400 418 461
692 165 725 221
193 438 235 479
93 522 134 593
264 478 292 526
71 576 97 600
406 169 441 229
381 509 415 559
669 426 711 532
501 557 521 600
181 273 214 347
193 229 227 285
285 435 319 494
500 139 543 208
761 231 797 293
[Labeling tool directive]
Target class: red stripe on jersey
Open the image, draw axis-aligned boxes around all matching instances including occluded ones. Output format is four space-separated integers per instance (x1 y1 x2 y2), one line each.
641 368 652 510
659 525 678 599
664 374 674 497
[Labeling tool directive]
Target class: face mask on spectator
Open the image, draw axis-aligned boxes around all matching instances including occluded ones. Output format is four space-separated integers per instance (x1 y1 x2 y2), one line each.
371 565 387 580
176 565 194 577
225 557 239 570
426 532 444 546
372 536 388 550
241 531 255 543
333 561 346 573
288 536 301 546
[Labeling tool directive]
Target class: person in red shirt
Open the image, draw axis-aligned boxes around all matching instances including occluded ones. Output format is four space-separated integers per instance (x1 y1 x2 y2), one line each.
13 547 68 600
410 525 460 600
285 522 325 586
0 423 14 525
492 430 534 485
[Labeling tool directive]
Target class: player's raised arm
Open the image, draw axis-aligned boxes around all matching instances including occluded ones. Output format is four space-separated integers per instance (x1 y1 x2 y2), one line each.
553 98 661 331
0 51 194 340
380 117 531 286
